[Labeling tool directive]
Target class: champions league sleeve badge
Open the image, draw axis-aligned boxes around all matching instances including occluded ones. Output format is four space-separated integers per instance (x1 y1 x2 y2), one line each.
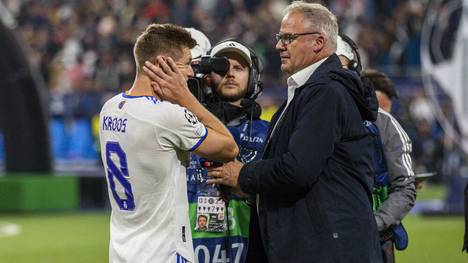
184 109 199 125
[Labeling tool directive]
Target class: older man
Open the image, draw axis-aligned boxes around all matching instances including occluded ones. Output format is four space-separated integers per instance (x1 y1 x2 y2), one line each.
206 1 382 262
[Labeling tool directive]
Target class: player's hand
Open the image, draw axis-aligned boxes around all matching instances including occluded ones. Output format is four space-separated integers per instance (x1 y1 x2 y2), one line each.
143 56 193 105
207 159 243 189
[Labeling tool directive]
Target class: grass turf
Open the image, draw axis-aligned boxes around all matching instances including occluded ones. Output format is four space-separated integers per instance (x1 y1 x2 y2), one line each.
0 212 110 263
396 215 466 263
0 212 465 262
415 183 447 201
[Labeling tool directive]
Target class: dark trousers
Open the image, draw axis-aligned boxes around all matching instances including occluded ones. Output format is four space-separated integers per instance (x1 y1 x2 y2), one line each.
245 210 268 263
381 239 395 263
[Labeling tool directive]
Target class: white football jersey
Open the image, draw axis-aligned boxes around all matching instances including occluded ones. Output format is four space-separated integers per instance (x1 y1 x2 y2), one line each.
99 93 207 263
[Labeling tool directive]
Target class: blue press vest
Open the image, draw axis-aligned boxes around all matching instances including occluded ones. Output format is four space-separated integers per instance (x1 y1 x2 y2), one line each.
187 118 269 263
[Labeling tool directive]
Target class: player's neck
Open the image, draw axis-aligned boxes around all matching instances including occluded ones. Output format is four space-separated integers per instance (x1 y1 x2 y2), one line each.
127 75 158 98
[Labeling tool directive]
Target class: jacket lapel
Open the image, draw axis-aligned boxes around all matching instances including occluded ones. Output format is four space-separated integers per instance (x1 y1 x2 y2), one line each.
262 55 342 157
263 101 286 156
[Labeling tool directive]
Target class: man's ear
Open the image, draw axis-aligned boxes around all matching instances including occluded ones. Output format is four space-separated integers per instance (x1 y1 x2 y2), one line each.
312 35 325 52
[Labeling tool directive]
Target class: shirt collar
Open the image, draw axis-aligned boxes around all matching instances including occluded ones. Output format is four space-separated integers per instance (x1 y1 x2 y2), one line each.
286 56 329 103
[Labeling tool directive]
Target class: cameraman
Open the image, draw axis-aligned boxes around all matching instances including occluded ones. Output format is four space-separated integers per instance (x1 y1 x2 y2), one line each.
186 39 269 263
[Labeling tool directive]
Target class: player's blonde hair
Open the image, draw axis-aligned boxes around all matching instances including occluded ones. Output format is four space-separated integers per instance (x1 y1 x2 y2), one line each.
133 24 196 74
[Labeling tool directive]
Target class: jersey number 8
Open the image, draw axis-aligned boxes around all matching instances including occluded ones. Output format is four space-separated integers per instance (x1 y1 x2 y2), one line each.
106 141 135 211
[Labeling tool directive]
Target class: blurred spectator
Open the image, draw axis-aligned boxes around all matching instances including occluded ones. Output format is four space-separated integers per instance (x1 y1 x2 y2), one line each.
410 90 436 124
95 51 120 92
4 0 463 187
11 0 432 98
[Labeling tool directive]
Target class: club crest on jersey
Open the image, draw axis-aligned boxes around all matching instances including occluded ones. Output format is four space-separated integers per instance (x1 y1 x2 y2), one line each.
184 109 199 125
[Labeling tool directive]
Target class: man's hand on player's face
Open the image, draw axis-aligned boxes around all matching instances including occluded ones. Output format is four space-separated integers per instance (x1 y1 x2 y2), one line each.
143 56 193 105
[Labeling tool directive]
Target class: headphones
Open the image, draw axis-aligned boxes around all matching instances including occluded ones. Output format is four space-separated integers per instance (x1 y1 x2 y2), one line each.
210 38 264 100
339 34 362 74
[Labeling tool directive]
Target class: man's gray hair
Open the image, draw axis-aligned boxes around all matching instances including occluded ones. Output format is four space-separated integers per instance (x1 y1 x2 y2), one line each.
286 1 338 49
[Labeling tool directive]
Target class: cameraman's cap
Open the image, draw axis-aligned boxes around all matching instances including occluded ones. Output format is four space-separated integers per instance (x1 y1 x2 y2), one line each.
185 27 212 60
336 35 355 61
210 41 252 66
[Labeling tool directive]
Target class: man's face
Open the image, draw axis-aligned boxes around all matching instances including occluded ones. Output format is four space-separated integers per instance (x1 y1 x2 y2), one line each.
174 47 194 80
375 90 392 112
211 52 250 103
198 216 207 227
276 11 321 75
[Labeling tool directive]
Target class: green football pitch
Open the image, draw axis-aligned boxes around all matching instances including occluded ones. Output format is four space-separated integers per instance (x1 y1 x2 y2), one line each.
0 212 465 262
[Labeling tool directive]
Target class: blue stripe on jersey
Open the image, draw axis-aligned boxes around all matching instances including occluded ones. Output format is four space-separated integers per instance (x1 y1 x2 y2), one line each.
121 92 159 104
122 92 144 98
144 96 158 104
189 127 208 151
176 253 189 263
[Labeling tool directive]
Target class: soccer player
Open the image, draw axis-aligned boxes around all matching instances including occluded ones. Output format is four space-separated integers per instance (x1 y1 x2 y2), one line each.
99 24 238 263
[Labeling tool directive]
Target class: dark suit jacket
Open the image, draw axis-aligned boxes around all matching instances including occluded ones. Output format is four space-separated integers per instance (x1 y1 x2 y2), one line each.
239 55 382 262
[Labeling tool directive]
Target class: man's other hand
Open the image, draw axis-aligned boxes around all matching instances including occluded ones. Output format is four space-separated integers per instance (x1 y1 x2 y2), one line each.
207 159 243 189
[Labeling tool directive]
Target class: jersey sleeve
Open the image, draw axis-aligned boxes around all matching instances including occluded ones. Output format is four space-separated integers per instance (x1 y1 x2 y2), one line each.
157 103 208 152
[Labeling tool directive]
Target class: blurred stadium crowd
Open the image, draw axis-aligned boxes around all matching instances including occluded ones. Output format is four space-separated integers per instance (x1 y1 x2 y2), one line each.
0 0 464 188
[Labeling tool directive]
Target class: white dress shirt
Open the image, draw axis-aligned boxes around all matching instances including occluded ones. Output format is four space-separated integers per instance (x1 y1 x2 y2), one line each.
269 57 329 142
